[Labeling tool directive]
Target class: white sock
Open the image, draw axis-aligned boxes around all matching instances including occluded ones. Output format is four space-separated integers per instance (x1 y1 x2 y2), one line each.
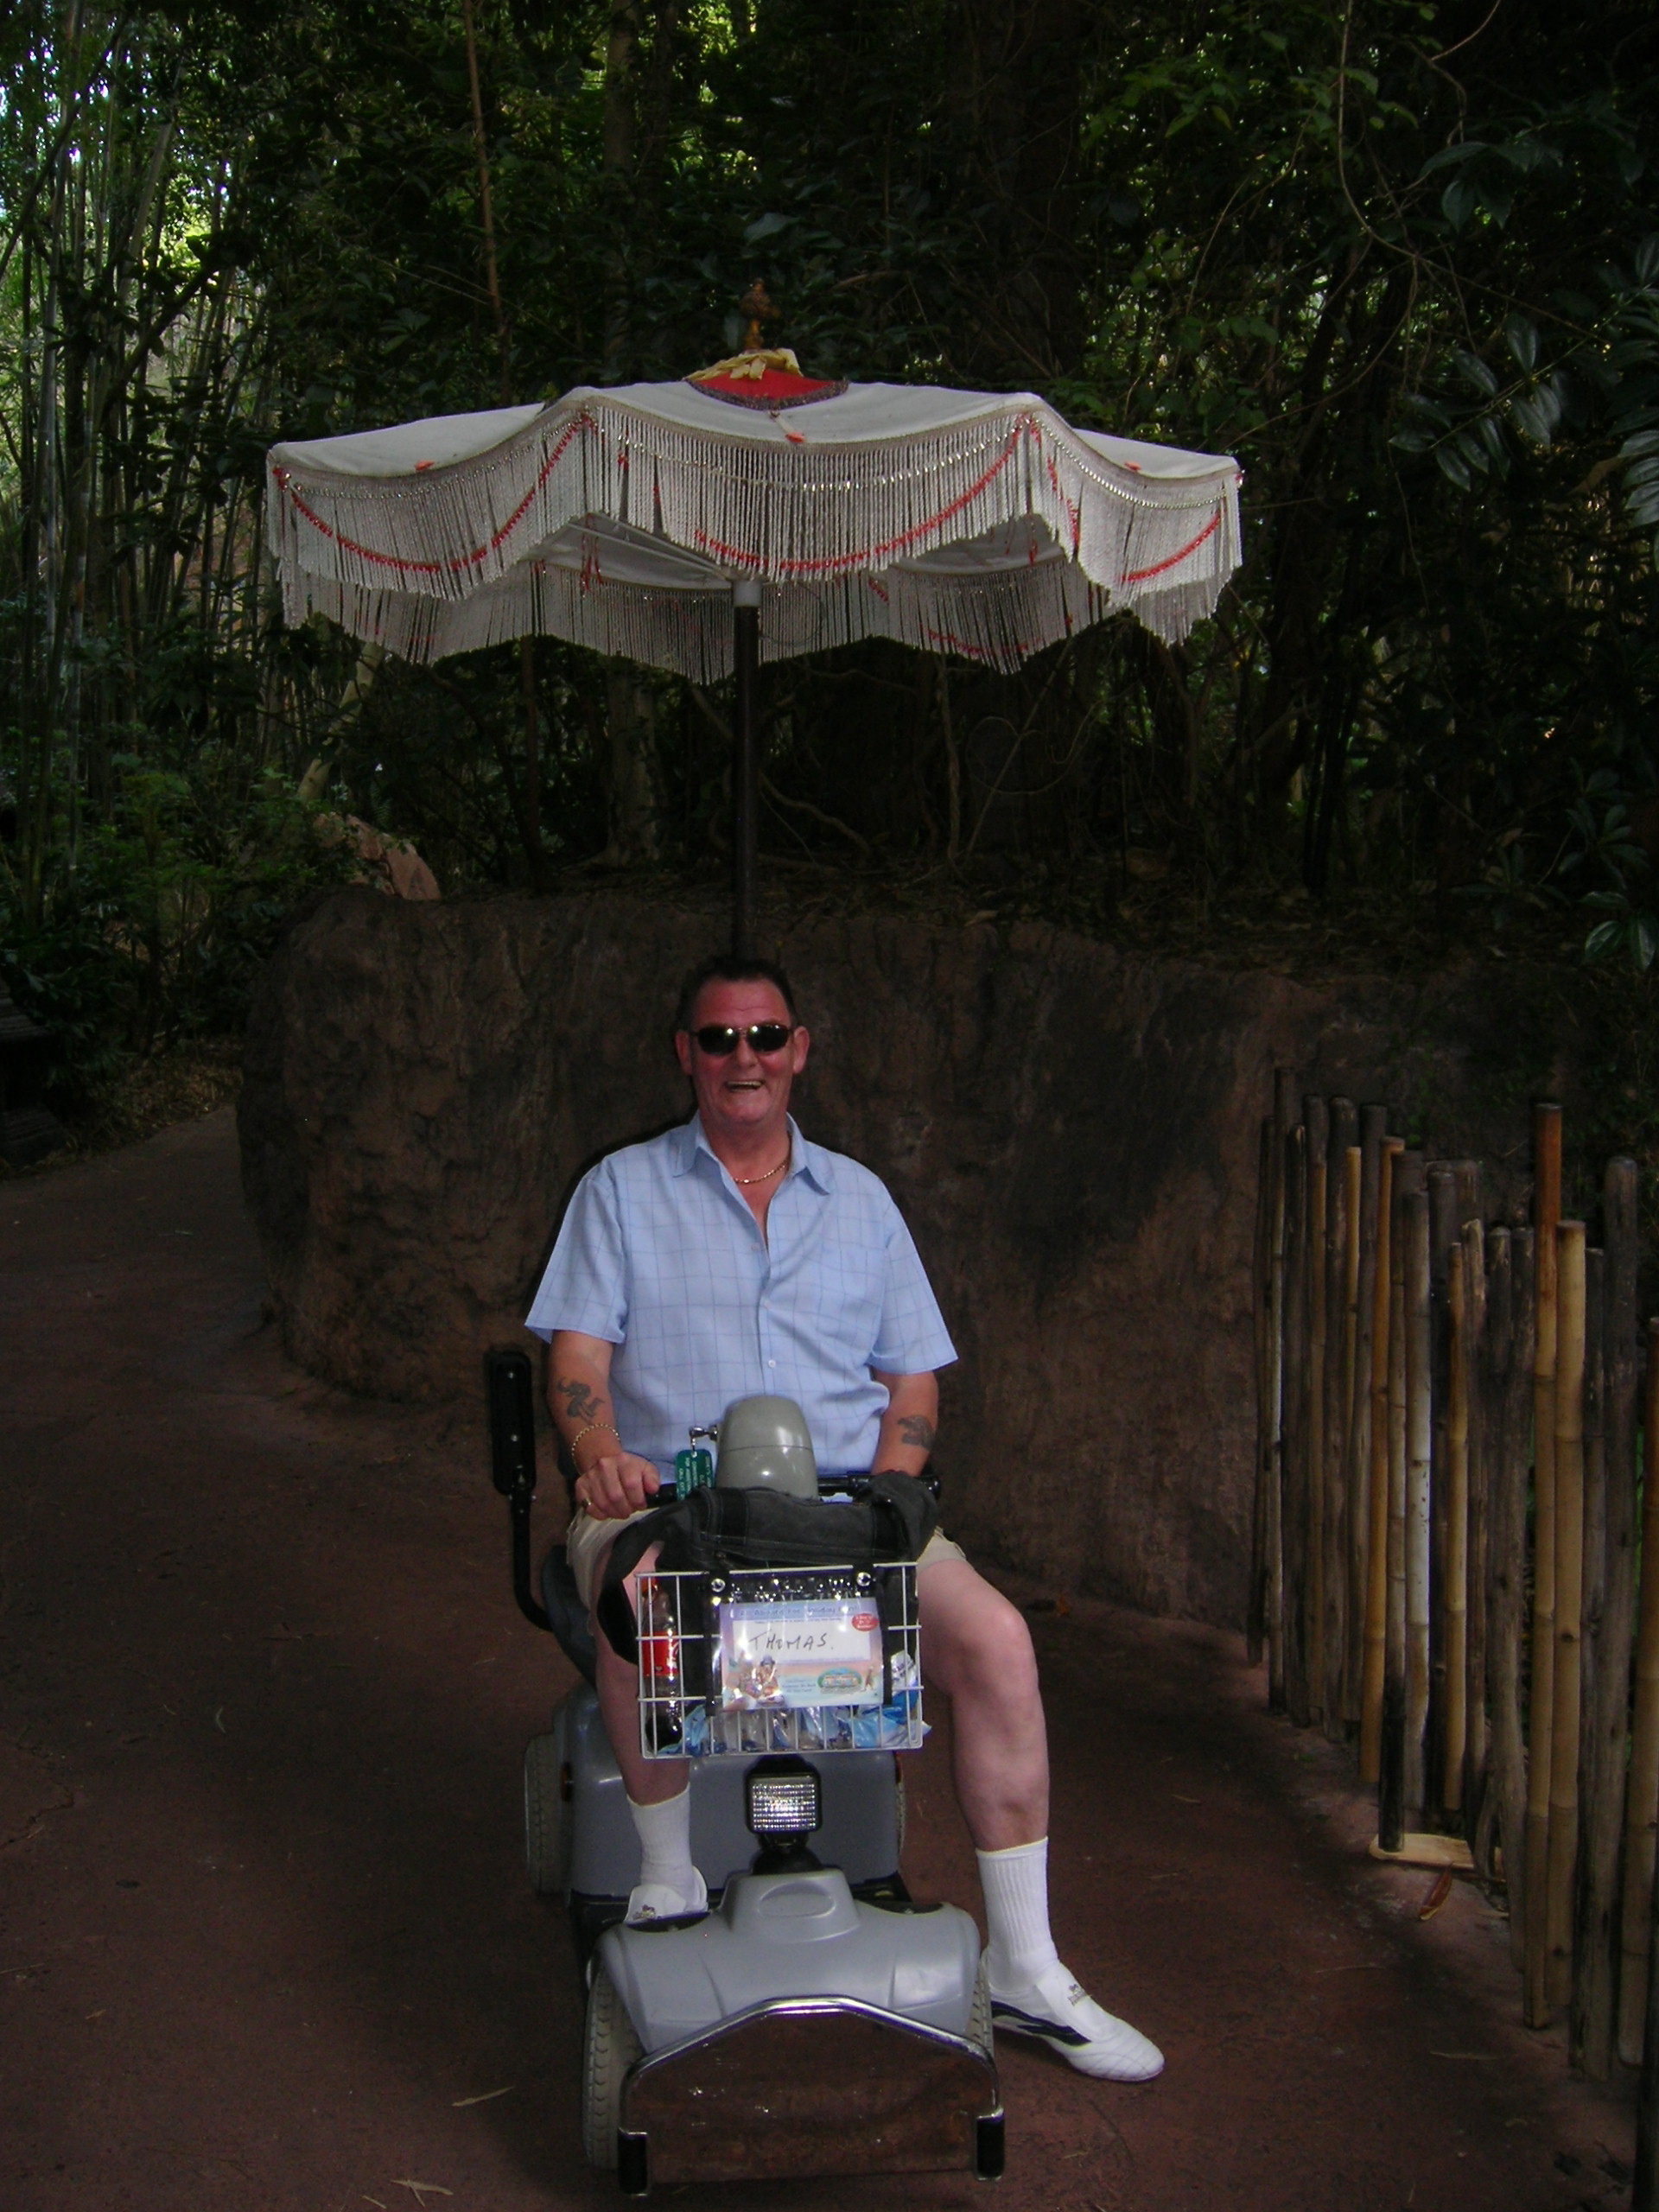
977 1837 1060 1993
628 1786 696 1897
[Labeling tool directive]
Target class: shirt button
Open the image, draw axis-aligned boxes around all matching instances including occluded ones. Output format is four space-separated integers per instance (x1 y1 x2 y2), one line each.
767 1359 776 1368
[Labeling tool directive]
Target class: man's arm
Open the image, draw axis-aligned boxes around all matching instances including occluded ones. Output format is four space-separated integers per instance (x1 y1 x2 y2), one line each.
870 1369 939 1476
548 1329 661 1520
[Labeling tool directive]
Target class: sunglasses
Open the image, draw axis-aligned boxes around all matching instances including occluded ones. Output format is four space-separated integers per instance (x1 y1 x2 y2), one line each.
690 1021 795 1056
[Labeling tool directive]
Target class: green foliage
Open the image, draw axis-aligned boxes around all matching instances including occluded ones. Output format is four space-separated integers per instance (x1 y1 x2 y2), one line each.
1 766 350 1105
3 0 1659 1129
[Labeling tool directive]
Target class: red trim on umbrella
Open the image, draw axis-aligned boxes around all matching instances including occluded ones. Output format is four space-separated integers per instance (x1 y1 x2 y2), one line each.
275 406 1223 598
275 412 591 577
1043 451 1080 552
692 418 1043 577
921 626 1001 660
1118 509 1221 582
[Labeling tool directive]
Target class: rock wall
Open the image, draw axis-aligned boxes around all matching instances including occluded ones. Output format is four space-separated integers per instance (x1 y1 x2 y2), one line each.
238 886 1586 1626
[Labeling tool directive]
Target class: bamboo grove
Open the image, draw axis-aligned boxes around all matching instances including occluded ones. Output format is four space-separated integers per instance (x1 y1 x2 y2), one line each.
1252 1080 1659 2113
3 1 1659 1104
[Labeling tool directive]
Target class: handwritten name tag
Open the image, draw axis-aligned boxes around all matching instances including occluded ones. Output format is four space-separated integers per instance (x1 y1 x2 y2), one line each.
717 1599 884 1710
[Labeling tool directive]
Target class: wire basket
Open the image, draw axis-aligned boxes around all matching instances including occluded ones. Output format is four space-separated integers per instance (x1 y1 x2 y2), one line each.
635 1562 924 1758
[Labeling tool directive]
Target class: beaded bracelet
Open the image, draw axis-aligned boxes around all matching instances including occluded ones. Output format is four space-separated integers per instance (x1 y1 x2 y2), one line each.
569 1419 620 1473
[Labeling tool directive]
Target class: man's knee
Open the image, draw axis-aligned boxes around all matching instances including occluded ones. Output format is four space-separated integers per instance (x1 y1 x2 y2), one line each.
587 1537 661 1678
924 1567 1039 1693
976 1588 1038 1682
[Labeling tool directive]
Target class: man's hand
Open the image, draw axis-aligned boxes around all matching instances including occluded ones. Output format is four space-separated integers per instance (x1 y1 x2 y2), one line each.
573 1449 661 1521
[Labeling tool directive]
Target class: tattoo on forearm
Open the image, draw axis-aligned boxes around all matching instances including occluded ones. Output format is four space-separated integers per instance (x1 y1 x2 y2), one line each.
555 1376 601 1427
898 1413 937 1451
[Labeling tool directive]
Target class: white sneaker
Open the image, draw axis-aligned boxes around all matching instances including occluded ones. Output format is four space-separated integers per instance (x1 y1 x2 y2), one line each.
625 1867 708 1926
989 1960 1164 2081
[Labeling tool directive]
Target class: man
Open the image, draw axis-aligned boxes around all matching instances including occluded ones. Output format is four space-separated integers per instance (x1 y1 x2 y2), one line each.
524 954 1162 2082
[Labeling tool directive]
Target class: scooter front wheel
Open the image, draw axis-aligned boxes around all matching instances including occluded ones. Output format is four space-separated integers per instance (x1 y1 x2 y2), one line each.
968 1956 993 2055
582 1962 644 2169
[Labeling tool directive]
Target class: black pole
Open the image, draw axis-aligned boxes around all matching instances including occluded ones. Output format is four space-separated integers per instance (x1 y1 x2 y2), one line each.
732 581 760 956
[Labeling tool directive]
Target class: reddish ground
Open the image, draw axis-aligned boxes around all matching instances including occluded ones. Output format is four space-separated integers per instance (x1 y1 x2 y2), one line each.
0 1109 1640 2212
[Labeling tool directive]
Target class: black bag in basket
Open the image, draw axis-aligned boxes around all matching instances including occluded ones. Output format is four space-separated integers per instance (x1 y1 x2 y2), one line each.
594 1473 938 1666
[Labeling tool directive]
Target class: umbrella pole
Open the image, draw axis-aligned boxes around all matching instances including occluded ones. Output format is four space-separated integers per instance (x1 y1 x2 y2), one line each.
732 580 760 956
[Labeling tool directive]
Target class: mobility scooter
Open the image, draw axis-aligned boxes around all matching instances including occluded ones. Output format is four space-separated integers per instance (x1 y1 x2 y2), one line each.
486 1350 1002 2196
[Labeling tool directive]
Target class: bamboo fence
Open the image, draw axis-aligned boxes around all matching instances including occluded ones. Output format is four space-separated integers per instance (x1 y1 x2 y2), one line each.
1252 1075 1657 2090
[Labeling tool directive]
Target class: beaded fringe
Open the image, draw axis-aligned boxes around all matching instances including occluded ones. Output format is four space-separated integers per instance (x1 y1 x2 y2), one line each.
270 392 1241 673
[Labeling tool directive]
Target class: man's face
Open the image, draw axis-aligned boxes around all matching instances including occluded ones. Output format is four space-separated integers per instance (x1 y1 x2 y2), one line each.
674 978 810 1144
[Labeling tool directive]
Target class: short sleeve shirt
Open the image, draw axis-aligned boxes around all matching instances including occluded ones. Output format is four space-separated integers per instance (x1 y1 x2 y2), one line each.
524 1116 956 1474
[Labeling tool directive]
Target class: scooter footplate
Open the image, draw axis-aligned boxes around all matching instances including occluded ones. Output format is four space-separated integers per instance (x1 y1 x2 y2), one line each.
619 1996 999 2185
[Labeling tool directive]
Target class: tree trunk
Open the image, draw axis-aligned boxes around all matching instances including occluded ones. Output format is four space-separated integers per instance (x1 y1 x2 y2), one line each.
602 664 664 865
947 0 1088 385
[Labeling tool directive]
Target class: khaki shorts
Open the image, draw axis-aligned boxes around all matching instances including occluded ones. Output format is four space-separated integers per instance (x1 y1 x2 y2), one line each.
565 1503 966 1613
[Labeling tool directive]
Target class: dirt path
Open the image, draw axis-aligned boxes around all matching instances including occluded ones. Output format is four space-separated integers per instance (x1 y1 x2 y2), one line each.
0 1110 1638 2211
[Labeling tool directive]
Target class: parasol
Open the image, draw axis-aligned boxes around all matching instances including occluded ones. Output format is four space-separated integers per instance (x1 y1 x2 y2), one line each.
267 338 1242 950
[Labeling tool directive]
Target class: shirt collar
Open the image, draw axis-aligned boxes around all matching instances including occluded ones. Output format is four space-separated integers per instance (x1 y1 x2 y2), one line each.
672 1112 833 1193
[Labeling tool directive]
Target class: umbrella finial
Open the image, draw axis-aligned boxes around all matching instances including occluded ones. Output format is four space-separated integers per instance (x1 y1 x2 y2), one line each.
737 277 780 354
686 287 849 410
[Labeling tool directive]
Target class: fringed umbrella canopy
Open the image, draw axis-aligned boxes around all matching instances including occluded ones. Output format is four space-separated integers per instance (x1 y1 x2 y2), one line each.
267 375 1242 681
268 356 1242 948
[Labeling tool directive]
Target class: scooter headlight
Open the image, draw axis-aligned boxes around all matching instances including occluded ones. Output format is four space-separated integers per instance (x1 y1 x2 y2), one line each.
745 1755 822 1839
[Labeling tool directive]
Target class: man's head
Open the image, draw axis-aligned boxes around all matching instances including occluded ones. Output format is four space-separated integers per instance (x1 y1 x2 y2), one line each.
673 955 810 1147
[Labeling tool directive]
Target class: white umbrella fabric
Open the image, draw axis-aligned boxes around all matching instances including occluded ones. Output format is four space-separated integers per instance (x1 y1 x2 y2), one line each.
267 368 1242 944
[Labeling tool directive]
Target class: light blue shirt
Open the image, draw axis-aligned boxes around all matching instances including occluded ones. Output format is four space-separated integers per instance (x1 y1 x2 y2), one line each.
524 1115 957 1474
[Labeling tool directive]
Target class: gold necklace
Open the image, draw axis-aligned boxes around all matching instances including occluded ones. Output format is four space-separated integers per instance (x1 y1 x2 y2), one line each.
734 1152 789 1186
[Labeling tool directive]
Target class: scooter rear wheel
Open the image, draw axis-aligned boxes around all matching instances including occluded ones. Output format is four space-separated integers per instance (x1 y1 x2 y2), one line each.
582 1962 644 2168
524 1731 568 1896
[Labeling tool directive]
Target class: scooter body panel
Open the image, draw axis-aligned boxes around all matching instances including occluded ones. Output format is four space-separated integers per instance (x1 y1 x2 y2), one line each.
597 1869 981 2053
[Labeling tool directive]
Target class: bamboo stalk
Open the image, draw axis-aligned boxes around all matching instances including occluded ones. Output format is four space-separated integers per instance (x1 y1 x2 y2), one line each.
1461 1219 1490 1823
1485 1230 1534 1965
1425 1163 1459 1827
1283 1121 1311 1726
1325 1102 1358 1739
1545 1220 1587 2013
1454 1160 1484 1814
1360 1135 1401 1784
1268 1068 1296 1710
1573 1243 1610 2073
1645 1920 1659 2212
1249 1116 1274 1668
1305 1095 1329 1726
1582 1160 1639 2072
1620 1320 1659 2068
1404 1183 1433 1817
1526 1100 1564 2029
1380 1150 1417 1850
1476 1225 1513 1885
1350 1106 1388 1729
1444 1236 1471 1817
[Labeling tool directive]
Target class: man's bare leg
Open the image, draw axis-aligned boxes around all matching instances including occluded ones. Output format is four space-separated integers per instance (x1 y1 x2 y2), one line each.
594 1601 687 1805
918 1557 1162 2082
915 1558 1048 1848
588 1540 702 1919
